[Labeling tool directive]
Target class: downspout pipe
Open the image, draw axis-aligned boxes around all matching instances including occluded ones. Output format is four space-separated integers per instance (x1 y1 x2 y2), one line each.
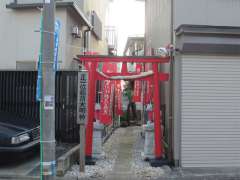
83 28 91 54
83 11 93 54
169 0 175 166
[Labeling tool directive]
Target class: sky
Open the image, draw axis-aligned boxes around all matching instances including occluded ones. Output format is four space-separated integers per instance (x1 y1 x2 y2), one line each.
107 0 145 55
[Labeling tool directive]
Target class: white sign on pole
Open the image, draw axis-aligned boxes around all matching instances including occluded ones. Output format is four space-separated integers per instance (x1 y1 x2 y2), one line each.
77 71 88 124
44 95 54 110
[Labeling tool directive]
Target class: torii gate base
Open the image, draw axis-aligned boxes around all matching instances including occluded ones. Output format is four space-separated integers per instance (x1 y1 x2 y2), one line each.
77 55 170 167
150 157 170 167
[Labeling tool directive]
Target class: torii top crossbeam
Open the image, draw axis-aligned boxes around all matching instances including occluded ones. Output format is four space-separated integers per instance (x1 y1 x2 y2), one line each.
77 55 170 63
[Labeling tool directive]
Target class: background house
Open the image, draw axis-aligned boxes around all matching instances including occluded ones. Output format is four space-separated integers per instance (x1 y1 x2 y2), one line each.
145 0 240 168
105 26 118 55
85 0 109 54
0 0 110 70
123 36 144 56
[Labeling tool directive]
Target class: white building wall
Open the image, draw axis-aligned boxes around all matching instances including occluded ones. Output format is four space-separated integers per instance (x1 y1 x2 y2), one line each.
0 0 67 69
65 9 85 69
86 0 109 54
145 0 171 50
145 0 240 53
146 0 240 50
174 0 240 28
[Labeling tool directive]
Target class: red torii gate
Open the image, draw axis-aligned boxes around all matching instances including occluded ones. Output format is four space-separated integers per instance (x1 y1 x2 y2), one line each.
77 55 170 163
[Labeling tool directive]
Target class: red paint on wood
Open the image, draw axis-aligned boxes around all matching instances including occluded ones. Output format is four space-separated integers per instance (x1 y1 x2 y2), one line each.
85 62 97 157
78 55 170 63
153 63 164 158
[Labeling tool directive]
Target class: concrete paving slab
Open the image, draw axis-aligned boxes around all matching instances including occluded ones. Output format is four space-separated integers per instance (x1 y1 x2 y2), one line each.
105 127 136 180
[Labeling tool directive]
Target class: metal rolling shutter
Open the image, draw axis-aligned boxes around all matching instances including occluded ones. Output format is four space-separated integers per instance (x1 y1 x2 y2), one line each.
181 55 240 168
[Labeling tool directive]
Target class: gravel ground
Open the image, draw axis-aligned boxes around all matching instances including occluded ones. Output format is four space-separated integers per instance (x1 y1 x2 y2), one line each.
131 127 171 179
65 128 122 179
65 127 171 179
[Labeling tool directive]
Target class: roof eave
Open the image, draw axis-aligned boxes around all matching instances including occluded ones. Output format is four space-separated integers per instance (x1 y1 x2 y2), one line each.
6 2 92 29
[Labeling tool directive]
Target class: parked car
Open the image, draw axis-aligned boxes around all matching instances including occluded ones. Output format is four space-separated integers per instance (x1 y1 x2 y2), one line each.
0 111 40 152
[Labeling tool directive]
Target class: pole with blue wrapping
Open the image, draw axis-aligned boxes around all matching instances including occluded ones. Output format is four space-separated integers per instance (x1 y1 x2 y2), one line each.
41 0 56 179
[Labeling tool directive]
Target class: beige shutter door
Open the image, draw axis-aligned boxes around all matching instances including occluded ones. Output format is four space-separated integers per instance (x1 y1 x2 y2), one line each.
181 55 240 167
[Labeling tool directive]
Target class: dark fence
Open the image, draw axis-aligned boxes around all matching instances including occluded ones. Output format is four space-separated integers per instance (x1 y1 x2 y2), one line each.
0 71 79 143
55 71 79 143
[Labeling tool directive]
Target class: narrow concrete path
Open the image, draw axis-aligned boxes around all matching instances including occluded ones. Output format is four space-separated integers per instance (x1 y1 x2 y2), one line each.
106 127 137 180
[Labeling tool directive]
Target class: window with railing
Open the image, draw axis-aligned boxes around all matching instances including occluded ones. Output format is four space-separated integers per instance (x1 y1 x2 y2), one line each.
105 26 118 48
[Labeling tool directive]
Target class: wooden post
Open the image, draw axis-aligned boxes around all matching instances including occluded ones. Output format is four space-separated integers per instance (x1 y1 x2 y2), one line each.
77 71 88 172
79 123 85 172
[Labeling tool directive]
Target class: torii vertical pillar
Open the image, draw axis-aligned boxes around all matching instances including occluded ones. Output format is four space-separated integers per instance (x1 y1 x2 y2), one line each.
85 62 97 165
150 63 168 166
153 63 163 158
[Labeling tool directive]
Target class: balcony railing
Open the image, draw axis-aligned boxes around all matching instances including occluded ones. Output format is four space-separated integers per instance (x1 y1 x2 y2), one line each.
105 26 118 48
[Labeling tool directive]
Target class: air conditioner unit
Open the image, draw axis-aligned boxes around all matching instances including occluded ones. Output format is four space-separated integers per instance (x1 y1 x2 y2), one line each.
72 26 82 38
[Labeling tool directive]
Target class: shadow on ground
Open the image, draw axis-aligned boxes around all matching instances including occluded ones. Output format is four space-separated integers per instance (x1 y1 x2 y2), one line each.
0 146 39 166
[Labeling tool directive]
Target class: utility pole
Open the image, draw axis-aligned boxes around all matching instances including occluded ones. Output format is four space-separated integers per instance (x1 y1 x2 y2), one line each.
41 0 56 179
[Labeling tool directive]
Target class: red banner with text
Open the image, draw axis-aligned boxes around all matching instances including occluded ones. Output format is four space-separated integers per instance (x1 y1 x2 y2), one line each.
144 63 153 104
100 80 112 125
132 64 142 102
102 62 118 73
115 80 123 115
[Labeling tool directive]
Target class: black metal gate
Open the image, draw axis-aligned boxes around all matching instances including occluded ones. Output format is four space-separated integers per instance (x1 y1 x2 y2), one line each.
0 71 79 143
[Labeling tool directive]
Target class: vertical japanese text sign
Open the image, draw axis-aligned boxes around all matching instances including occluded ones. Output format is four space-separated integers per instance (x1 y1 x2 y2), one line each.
77 71 88 124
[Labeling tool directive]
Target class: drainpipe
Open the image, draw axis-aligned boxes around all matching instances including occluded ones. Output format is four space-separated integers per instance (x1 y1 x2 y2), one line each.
170 0 174 44
168 0 175 165
83 11 93 54
83 29 91 54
